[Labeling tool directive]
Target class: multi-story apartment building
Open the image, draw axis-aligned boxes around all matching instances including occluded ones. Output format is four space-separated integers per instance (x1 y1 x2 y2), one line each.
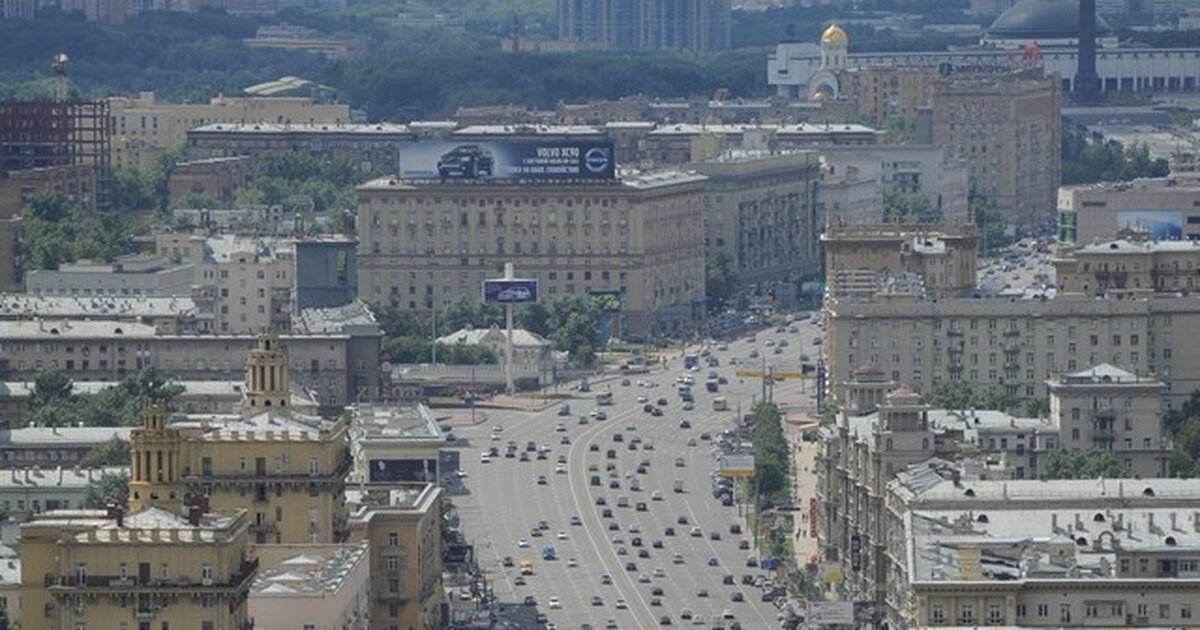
817 144 970 224
128 333 351 545
248 542 370 630
822 223 978 299
167 156 255 205
930 69 1061 227
0 466 126 519
347 483 443 630
1047 363 1170 477
818 389 1191 628
1054 238 1200 297
25 255 196 298
888 466 1200 628
693 151 821 298
349 404 444 484
1057 177 1200 244
816 158 883 226
20 500 257 629
108 92 350 172
0 304 382 413
356 171 708 338
186 122 412 172
557 0 730 51
0 426 134 469
840 65 939 126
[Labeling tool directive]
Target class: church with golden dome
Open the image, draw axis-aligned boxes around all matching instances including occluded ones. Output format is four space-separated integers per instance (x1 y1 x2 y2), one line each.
807 23 850 101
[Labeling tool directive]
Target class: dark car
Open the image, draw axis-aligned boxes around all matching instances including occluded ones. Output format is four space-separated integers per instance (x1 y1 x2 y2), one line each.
638 549 650 559
651 407 664 417
437 145 494 178
656 398 668 406
651 587 664 596
524 595 537 606
664 527 676 536
731 591 744 602
602 508 614 518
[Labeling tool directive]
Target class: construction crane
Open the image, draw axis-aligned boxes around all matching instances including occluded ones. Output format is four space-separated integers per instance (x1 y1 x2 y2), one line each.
51 53 69 103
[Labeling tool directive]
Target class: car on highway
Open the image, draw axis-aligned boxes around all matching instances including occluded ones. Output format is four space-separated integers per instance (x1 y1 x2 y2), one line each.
517 538 529 547
660 615 672 625
558 403 571 416
673 553 685 564
590 444 600 452
745 556 757 567
653 566 666 577
638 549 650 558
579 415 590 425
567 557 578 567
601 574 613 585
708 557 720 566
537 475 548 485
479 453 490 463
624 561 637 571
652 491 664 501
637 395 649 403
680 608 694 620
679 420 691 429
731 591 744 602
602 508 613 518
591 595 604 606
652 539 664 548
738 540 750 550
730 524 742 534
609 480 620 489
596 497 607 506
556 463 567 474
555 422 566 432
709 532 721 541
664 527 675 536
697 588 709 598
656 398 668 406
557 530 568 540
615 598 628 610
608 523 619 531
548 596 561 609
560 435 570 445
651 597 662 607
651 407 664 417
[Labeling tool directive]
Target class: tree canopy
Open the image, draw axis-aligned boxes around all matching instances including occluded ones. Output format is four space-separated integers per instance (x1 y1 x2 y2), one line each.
928 382 1018 414
705 253 736 315
78 437 132 467
750 401 791 505
883 193 942 224
20 193 140 271
26 367 183 428
1061 126 1169 185
1042 448 1129 480
82 472 130 509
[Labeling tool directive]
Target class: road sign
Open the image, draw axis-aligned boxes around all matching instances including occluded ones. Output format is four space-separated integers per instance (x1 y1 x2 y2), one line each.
482 279 538 304
807 601 854 625
718 455 755 478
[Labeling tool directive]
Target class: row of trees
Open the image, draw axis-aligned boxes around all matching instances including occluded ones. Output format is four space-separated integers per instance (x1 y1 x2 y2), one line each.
750 401 791 506
26 367 183 428
21 193 141 271
1061 126 1170 185
375 296 601 366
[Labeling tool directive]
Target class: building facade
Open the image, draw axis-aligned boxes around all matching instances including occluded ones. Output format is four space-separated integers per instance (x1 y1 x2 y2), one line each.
347 483 443 630
24 256 195 298
557 0 730 51
128 334 351 545
108 93 350 172
20 501 257 630
818 144 970 224
356 172 708 338
822 223 979 299
167 156 255 206
1057 177 1200 245
693 151 822 299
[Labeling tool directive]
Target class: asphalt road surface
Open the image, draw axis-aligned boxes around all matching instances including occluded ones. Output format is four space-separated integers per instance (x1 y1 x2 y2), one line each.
449 316 823 630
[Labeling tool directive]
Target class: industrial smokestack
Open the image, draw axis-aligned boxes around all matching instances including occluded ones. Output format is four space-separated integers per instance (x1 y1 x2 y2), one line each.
1075 0 1100 103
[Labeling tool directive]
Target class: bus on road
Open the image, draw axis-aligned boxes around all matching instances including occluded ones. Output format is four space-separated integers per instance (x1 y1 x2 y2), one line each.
684 353 699 369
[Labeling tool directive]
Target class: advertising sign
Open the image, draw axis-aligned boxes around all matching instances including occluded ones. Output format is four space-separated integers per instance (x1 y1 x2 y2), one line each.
718 455 755 478
1117 210 1182 241
482 279 538 305
588 289 623 312
398 140 615 181
809 496 819 539
807 602 854 625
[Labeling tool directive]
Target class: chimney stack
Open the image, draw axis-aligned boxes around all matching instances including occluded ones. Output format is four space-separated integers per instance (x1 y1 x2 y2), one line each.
1075 0 1101 103
106 502 125 528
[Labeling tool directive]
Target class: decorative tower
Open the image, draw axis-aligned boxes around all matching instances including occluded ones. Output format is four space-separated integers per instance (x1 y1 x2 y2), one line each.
245 330 290 410
128 403 185 513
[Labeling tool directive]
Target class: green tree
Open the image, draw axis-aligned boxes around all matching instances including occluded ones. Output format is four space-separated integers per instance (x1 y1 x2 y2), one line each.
373 303 426 338
111 167 156 212
972 194 1013 254
1024 397 1050 418
928 382 1017 413
515 303 553 337
548 298 600 365
82 472 130 509
884 116 915 143
383 335 432 364
705 253 736 314
883 193 942 224
1061 126 1170 185
25 368 181 428
78 437 131 467
30 368 74 408
1042 448 1129 480
436 343 498 365
750 402 791 504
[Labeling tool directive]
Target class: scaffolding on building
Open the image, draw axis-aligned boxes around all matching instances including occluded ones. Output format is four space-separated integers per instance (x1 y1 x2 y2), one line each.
0 99 112 210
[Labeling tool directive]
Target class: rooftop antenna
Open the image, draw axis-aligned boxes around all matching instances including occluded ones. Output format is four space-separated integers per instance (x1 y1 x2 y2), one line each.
51 53 70 103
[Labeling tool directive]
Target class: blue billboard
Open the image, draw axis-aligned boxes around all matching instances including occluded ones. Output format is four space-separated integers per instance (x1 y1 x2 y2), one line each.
483 279 539 304
398 140 615 181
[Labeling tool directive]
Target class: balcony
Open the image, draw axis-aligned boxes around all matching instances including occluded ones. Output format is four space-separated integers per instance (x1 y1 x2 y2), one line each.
1003 328 1020 337
1092 429 1115 442
52 558 259 593
947 328 964 337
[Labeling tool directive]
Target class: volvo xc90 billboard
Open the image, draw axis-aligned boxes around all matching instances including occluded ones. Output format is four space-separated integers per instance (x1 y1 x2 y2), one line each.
398 140 615 181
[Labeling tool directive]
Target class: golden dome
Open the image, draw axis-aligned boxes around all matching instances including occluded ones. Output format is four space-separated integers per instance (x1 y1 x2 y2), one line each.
821 23 847 45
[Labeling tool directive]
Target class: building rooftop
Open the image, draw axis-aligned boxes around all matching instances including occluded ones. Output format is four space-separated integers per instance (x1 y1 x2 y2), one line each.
1054 362 1162 386
0 426 134 446
0 295 196 318
292 301 378 335
351 403 440 440
251 542 368 596
0 466 126 489
1075 238 1200 255
454 124 606 136
346 482 439 518
0 320 157 339
186 409 334 442
204 234 295 264
24 505 247 544
192 122 409 135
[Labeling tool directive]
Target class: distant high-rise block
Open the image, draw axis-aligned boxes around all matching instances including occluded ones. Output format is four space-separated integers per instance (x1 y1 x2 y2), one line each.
558 0 730 51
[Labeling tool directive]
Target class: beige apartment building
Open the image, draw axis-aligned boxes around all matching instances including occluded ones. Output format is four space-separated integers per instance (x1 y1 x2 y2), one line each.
1047 363 1170 477
248 542 371 630
889 468 1200 628
348 483 443 630
108 92 350 171
822 223 978 299
128 333 351 545
356 172 708 337
1054 238 1200 297
929 69 1061 227
840 65 939 126
693 151 822 297
20 501 257 630
1057 177 1200 244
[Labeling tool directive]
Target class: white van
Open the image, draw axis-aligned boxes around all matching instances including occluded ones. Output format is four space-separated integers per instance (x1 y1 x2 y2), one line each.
712 397 728 411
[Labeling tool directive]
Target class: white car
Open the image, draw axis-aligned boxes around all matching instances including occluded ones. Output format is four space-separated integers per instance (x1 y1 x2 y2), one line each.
567 557 578 567
557 530 568 540
548 596 562 609
653 566 666 577
555 463 568 474
517 538 529 548
480 453 491 464
615 598 628 610
651 491 664 501
637 395 648 403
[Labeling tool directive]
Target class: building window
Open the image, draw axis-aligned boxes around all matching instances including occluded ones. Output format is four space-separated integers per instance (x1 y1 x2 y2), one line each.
389 532 399 546
1060 604 1072 623
1183 605 1193 619
1037 603 1049 618
988 603 1003 624
309 458 320 475
931 604 945 624
201 564 212 583
960 603 974 624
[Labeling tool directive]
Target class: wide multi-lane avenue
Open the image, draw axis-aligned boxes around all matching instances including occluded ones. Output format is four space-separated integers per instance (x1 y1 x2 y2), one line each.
449 317 821 630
